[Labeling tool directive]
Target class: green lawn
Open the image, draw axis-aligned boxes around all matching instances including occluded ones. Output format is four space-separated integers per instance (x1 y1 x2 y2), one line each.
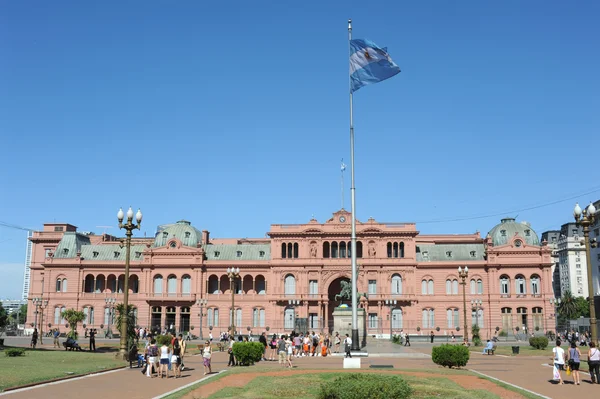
0 348 124 392
163 370 544 399
469 345 590 371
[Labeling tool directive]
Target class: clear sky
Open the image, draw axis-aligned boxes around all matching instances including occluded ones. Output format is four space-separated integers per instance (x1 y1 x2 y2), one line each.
1 1 599 299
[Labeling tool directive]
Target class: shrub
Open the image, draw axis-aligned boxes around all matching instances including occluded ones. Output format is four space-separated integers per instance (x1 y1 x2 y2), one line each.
5 348 26 357
232 342 264 366
471 325 482 347
391 334 401 344
529 336 549 350
432 344 470 368
318 373 412 399
155 334 174 346
498 330 508 337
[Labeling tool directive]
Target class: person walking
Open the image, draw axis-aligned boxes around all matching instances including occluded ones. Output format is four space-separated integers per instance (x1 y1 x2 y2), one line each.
177 333 187 371
171 339 182 378
89 328 96 352
344 334 352 358
203 340 212 375
277 335 287 366
159 341 171 378
31 328 38 349
430 331 434 343
146 338 159 378
227 336 236 366
53 329 60 348
259 332 268 361
334 332 341 353
587 341 600 384
551 339 566 385
567 341 582 385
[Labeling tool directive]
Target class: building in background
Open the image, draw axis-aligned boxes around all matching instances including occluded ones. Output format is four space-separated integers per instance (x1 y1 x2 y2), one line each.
557 223 588 298
1 299 26 315
25 211 554 339
541 230 561 298
590 200 600 316
21 230 33 300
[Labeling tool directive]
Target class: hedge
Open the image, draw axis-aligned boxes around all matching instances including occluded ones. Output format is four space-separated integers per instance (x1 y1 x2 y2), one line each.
5 348 26 357
155 334 174 346
318 373 412 399
529 336 549 350
432 344 470 368
232 342 264 366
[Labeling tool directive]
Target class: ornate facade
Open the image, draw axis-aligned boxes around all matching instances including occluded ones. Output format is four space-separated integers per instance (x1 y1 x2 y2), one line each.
26 209 554 339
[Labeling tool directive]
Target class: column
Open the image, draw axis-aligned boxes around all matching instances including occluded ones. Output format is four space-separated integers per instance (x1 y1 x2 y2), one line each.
324 301 329 332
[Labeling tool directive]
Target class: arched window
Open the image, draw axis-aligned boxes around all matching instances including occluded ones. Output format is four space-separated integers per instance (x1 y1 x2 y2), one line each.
293 243 299 258
331 242 338 258
422 308 434 328
340 242 347 258
117 274 124 293
470 279 476 294
452 279 458 295
284 307 295 329
500 275 510 295
446 308 459 328
182 275 191 295
84 274 94 293
281 243 287 259
167 275 177 296
62 278 67 292
60 306 66 324
323 242 330 258
107 274 117 293
516 275 526 295
446 279 452 295
130 275 139 293
387 242 392 258
356 241 363 258
347 241 351 258
399 242 405 258
208 275 219 294
392 308 403 329
255 275 266 294
56 278 62 292
530 275 540 295
421 280 428 295
154 275 163 295
428 280 434 295
287 243 293 258
95 274 105 293
391 274 402 295
532 307 543 331
393 242 399 258
477 279 483 294
54 306 61 324
284 274 296 295
501 307 512 332
253 308 265 327
83 306 94 325
207 308 219 327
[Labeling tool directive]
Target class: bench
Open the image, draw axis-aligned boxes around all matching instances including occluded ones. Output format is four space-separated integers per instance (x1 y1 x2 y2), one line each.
63 339 82 351
484 345 497 355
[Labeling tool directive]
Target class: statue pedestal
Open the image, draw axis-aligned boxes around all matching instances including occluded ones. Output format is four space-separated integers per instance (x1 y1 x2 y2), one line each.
332 307 366 347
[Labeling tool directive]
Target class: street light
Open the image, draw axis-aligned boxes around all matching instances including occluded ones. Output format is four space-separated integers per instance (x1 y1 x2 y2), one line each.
117 206 142 359
227 267 240 335
196 298 208 340
105 297 116 338
32 298 49 344
471 299 482 328
458 266 469 342
573 202 598 345
385 299 397 341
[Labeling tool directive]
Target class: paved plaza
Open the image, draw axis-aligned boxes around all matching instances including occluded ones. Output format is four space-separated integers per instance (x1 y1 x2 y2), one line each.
1 337 598 398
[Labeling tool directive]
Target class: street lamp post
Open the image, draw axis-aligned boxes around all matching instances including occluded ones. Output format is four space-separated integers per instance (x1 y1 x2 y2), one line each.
196 298 207 340
458 266 469 342
105 297 116 338
227 267 240 336
38 299 48 344
385 299 397 341
117 206 142 359
573 202 598 345
471 299 482 327
32 297 42 330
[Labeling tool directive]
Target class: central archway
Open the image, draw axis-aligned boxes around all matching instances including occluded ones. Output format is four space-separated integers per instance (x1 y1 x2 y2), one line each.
327 276 351 332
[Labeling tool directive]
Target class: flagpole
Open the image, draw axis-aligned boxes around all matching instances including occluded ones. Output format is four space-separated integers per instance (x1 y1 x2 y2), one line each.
341 159 345 210
348 18 359 351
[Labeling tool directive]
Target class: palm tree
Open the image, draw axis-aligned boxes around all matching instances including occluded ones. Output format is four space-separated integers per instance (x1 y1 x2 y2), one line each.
558 291 578 321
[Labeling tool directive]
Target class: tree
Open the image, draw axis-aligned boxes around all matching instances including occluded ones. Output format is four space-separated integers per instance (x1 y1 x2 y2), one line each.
9 304 27 325
558 291 578 323
0 303 8 335
61 309 85 339
115 303 137 348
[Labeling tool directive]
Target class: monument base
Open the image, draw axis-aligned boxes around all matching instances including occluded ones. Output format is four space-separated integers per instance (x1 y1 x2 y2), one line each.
332 307 366 348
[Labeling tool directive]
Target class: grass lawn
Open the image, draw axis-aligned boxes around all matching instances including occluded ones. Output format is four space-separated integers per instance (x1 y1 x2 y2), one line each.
469 345 590 371
163 370 545 399
0 348 125 392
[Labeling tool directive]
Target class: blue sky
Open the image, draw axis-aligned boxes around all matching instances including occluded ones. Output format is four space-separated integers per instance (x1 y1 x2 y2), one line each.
1 1 599 299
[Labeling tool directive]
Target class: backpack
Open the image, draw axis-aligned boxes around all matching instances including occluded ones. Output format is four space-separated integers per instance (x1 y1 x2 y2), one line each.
313 336 319 346
148 345 158 357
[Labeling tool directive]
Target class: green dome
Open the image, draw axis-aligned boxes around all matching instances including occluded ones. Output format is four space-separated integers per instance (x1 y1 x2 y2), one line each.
487 218 540 246
153 220 202 247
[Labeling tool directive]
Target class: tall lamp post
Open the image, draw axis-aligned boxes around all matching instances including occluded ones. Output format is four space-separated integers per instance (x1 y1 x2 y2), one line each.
227 267 240 335
573 202 598 345
117 206 142 359
458 266 469 342
105 297 116 338
32 297 42 330
33 298 49 344
385 299 397 341
549 298 561 333
196 298 207 340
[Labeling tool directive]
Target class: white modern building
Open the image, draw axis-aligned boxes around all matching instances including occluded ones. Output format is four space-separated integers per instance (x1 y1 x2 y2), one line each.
21 230 33 300
590 200 600 312
557 223 588 298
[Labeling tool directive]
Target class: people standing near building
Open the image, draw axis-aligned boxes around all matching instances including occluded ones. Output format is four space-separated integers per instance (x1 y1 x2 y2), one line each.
567 341 582 385
293 333 302 357
451 332 456 343
551 339 566 385
146 338 159 378
344 334 352 358
277 335 287 366
587 341 600 384
334 332 341 353
177 333 187 371
53 328 60 348
30 328 38 349
159 340 171 378
203 340 212 375
430 331 434 343
227 336 236 366
259 331 268 361
89 328 96 352
286 335 294 368
171 339 181 378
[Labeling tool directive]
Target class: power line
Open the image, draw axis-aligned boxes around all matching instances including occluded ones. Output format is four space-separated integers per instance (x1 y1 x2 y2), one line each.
0 221 35 232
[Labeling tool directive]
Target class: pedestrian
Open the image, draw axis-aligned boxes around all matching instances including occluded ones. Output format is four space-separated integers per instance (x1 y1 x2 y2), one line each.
587 341 600 384
451 332 456 343
344 334 352 358
430 331 434 343
53 328 60 348
551 339 566 385
203 340 212 375
227 336 236 366
171 338 182 378
259 331 268 361
404 334 411 346
277 335 287 366
146 338 159 378
177 333 187 371
567 341 582 385
159 340 171 378
89 328 96 352
334 332 341 353
31 328 38 349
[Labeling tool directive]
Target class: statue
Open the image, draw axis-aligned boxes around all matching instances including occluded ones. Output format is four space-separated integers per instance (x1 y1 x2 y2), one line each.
334 280 368 306
368 243 376 257
310 243 317 258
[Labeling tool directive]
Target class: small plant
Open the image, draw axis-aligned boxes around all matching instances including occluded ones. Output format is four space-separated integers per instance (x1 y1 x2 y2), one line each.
432 344 470 368
61 309 85 339
391 334 401 344
318 373 412 399
471 325 482 347
498 329 508 337
155 334 174 346
5 348 26 357
231 342 264 366
529 336 549 350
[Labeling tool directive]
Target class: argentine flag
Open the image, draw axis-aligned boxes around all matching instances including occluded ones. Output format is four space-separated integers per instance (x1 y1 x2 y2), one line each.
350 39 400 93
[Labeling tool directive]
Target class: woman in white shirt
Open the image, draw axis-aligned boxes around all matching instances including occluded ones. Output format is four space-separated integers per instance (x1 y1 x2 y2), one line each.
551 339 566 385
159 342 171 379
588 341 600 384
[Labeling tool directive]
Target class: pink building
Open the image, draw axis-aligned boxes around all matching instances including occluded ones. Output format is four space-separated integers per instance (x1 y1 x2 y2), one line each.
26 210 553 339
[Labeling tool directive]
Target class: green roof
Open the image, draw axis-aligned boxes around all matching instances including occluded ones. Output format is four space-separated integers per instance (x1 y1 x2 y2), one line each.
54 232 91 258
80 244 147 261
416 244 485 262
203 244 271 261
487 218 540 246
154 220 203 247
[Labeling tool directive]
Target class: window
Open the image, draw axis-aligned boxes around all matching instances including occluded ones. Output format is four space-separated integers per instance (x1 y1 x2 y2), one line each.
428 280 434 295
54 226 64 232
92 251 98 258
214 251 220 258
167 275 177 296
63 248 69 255
309 313 319 329
532 307 543 331
284 308 295 329
500 230 506 237
135 251 142 258
392 308 403 329
500 276 509 295
422 309 435 328
284 274 296 295
470 279 476 294
207 308 219 327
368 280 377 295
114 251 120 258
368 313 378 329
446 251 452 258
477 279 483 294
525 229 531 237
501 307 512 332
182 275 191 295
452 279 458 295
154 275 163 295
470 250 476 258
391 274 402 295
516 275 526 295
83 306 94 325
253 308 265 327
56 279 62 292
163 232 168 238
236 251 242 257
185 232 190 238
422 280 428 295
530 275 540 295
54 307 61 324
445 279 458 294
446 308 459 328
259 251 265 257
309 280 318 295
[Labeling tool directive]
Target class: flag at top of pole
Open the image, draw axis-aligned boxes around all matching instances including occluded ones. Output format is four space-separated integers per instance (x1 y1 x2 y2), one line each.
350 38 401 93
